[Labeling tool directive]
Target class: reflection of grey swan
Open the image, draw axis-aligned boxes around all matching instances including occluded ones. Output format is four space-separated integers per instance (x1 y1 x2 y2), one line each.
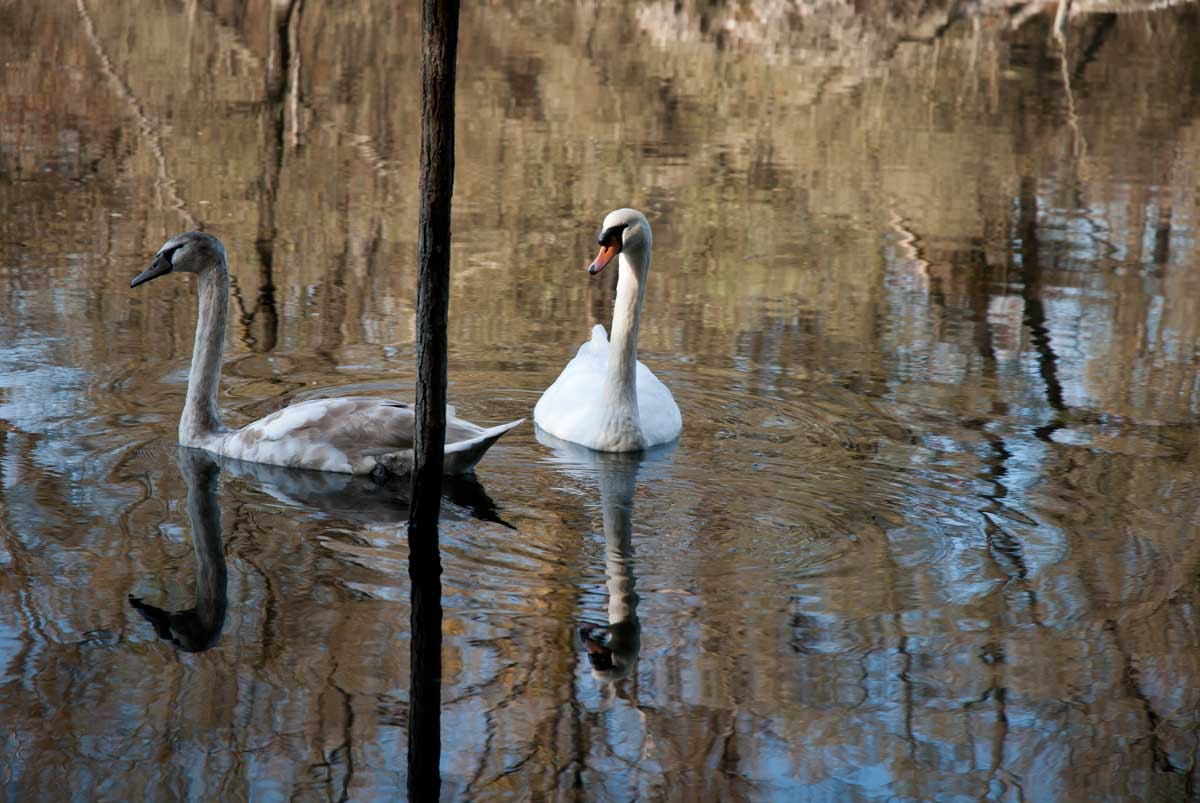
131 231 523 476
541 433 675 681
212 452 512 528
129 448 227 653
534 209 681 452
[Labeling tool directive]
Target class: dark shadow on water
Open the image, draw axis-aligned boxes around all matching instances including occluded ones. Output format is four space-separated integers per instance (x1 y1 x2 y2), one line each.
536 428 678 684
211 452 513 528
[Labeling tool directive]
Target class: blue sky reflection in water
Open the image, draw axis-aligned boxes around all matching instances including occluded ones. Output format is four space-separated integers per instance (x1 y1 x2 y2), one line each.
2 1 1200 800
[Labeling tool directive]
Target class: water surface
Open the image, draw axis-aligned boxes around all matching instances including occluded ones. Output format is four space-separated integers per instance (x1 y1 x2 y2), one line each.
2 1 1200 800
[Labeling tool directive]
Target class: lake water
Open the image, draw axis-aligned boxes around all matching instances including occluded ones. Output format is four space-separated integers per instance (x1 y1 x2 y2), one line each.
3 1 1200 800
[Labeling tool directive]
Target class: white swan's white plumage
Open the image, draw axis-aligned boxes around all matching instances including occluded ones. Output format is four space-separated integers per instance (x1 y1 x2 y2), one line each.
535 324 680 449
132 231 522 476
534 209 681 451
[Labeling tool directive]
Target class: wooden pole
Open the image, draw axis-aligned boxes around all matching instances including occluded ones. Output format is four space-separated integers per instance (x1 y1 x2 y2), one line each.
408 0 458 798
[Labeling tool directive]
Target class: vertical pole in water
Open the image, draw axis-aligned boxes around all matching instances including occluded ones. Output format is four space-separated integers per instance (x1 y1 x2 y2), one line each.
408 0 459 799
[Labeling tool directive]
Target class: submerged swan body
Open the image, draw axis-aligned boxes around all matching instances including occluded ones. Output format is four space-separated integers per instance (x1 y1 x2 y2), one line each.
132 232 522 476
534 209 681 451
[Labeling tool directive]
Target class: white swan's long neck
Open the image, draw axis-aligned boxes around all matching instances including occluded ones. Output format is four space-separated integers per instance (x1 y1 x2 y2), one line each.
602 248 649 433
180 262 229 445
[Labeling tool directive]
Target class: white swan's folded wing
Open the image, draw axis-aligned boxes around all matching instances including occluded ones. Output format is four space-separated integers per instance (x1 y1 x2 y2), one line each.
635 362 682 447
533 326 610 444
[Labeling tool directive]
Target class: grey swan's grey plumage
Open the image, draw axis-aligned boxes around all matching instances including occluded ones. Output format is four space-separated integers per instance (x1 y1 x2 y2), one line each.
132 231 523 476
533 208 681 452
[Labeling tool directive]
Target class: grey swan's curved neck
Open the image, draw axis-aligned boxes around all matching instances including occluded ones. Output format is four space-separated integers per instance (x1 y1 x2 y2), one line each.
180 257 230 445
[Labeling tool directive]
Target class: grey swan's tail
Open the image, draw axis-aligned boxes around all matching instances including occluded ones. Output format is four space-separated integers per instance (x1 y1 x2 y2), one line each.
443 418 525 475
375 418 526 478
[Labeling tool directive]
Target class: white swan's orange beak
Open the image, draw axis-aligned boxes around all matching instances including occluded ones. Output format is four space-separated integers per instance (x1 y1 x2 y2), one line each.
588 243 620 275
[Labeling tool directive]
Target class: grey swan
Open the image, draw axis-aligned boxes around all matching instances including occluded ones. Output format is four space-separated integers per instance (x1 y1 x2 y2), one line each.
132 231 523 476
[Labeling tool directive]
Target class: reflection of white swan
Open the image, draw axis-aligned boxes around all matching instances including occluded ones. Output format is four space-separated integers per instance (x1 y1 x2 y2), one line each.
540 431 676 681
534 209 681 452
129 448 227 653
131 231 522 476
580 455 640 682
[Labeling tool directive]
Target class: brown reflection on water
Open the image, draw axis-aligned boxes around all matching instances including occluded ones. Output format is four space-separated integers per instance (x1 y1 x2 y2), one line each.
2 0 1200 799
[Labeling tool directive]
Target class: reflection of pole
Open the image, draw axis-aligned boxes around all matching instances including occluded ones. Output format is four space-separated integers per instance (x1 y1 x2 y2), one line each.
408 0 459 799
232 0 301 352
1016 177 1067 443
247 0 304 353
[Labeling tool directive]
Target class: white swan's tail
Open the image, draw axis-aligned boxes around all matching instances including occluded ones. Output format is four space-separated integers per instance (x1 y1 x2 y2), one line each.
443 418 525 475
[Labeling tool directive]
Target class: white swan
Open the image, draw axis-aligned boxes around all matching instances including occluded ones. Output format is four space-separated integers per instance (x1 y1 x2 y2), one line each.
132 231 523 476
533 208 681 451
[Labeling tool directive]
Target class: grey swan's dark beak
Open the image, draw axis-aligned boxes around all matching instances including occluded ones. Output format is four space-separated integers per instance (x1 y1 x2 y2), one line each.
129 595 226 653
131 254 173 288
